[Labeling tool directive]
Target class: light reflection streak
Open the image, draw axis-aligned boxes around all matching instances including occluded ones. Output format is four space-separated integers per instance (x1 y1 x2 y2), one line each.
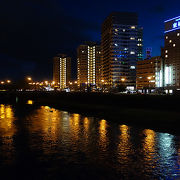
99 119 108 151
0 104 16 163
69 114 80 142
117 125 131 164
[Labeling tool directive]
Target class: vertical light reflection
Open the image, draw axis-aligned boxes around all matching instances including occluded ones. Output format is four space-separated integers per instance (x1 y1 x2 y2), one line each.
117 125 131 164
0 104 16 163
142 129 157 175
84 117 89 133
99 119 108 151
143 129 155 158
157 133 175 176
69 114 80 142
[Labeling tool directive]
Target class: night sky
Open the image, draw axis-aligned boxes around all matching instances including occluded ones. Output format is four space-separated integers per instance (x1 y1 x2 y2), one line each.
0 0 179 80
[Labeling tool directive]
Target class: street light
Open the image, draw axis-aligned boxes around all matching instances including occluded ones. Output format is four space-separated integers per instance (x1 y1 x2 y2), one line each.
27 77 32 81
121 78 125 82
7 80 11 83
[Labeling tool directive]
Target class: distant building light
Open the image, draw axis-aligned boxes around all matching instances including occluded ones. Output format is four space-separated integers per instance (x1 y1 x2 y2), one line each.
166 36 168 39
169 40 172 43
130 66 135 69
173 43 176 47
130 51 135 55
131 26 135 29
165 50 168 53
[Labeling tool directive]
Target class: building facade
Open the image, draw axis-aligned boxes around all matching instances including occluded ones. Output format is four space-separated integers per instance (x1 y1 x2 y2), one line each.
136 56 162 90
53 54 71 89
101 12 143 89
164 16 180 89
77 42 101 87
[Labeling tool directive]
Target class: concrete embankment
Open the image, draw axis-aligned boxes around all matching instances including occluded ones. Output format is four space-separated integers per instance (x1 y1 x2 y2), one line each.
0 91 180 133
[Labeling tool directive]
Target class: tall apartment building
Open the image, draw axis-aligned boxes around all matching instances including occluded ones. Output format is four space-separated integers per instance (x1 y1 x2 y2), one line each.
101 12 143 89
136 56 162 90
53 54 71 89
164 15 180 89
77 42 101 87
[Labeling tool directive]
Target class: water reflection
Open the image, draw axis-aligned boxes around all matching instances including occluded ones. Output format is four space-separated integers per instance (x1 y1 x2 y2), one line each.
99 119 108 151
0 104 180 179
0 104 16 164
117 125 132 164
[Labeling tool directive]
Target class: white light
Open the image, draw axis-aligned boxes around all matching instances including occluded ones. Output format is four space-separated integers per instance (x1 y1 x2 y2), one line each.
130 66 135 69
130 51 135 55
173 44 176 47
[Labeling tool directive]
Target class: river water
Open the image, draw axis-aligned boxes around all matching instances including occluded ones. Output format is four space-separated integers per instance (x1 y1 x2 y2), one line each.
0 103 180 179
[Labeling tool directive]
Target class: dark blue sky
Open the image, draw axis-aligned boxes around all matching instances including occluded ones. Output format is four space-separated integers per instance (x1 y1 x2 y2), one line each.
0 0 179 80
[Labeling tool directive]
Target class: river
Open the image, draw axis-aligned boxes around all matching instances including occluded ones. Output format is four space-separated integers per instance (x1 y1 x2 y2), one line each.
0 103 180 179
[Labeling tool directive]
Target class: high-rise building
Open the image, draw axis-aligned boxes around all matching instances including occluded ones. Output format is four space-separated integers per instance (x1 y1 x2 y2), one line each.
53 54 71 89
101 12 143 89
77 42 101 87
164 15 180 89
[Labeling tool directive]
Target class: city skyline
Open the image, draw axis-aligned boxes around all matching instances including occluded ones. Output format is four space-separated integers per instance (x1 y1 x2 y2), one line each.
0 0 180 80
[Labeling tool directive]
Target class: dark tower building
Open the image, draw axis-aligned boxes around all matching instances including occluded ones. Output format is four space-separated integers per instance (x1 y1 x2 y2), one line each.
101 12 143 90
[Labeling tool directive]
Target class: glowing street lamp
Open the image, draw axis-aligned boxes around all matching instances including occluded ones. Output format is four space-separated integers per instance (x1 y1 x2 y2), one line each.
1 81 4 84
121 78 125 82
7 80 11 83
27 77 32 81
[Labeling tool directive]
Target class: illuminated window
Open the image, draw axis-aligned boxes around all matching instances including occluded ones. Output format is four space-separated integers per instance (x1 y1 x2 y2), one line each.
177 33 180 36
169 40 172 43
166 36 168 39
173 44 176 47
138 39 142 41
114 43 118 46
165 50 168 53
115 58 117 61
131 26 135 29
130 37 135 40
130 66 135 69
123 29 126 32
115 28 118 32
130 51 135 55
165 55 168 58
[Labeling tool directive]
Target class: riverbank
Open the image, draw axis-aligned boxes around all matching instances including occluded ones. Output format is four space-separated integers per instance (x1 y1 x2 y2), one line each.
0 91 180 134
